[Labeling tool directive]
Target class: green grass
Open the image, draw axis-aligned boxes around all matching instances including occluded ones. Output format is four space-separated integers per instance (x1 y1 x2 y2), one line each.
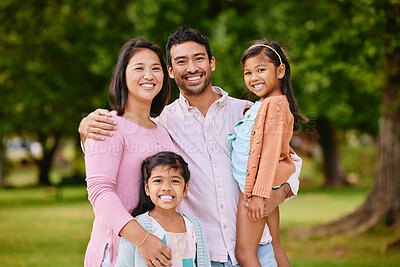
1 181 399 266
0 186 93 267
280 187 400 267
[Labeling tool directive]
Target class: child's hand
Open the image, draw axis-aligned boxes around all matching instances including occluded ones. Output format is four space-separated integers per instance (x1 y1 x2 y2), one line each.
246 196 265 221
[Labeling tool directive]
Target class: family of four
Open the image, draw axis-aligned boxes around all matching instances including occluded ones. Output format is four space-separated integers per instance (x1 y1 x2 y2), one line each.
79 26 306 267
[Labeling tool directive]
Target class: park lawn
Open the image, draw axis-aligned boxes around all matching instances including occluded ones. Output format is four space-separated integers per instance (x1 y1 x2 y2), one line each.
280 187 400 267
0 186 93 267
0 186 399 266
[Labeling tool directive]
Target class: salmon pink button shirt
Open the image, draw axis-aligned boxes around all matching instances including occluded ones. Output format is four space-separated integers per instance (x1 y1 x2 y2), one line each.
156 87 301 265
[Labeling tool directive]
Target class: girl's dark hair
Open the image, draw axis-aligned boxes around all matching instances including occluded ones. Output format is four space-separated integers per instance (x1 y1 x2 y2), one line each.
109 38 170 117
166 26 213 66
131 151 190 217
241 40 307 129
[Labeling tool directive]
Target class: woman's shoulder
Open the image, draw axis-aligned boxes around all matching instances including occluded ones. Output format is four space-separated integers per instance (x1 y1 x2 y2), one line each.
111 111 141 133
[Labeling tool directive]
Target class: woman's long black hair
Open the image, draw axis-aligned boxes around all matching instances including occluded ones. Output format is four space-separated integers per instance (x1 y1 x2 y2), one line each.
109 38 170 117
131 151 190 217
241 40 307 129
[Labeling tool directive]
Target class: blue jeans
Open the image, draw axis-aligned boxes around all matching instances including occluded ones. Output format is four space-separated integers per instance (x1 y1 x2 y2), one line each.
211 243 277 267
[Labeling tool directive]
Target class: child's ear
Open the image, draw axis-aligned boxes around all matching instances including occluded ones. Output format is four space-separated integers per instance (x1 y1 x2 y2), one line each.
183 183 189 197
277 63 286 79
144 181 150 196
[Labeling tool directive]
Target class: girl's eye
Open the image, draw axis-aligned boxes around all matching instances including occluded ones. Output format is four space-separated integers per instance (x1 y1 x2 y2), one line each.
195 56 204 61
258 68 265 72
153 179 162 183
152 67 161 71
244 71 251 76
171 179 181 184
134 67 144 71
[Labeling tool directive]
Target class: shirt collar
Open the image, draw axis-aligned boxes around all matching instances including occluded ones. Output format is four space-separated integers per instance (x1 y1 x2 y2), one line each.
178 86 229 110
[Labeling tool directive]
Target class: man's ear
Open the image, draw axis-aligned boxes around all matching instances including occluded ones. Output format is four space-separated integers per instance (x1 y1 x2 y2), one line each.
210 56 216 72
168 66 175 79
277 63 286 79
144 181 150 196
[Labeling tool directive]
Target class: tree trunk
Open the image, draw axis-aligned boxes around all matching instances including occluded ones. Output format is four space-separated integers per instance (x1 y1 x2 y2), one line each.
305 45 400 236
37 134 60 186
316 117 348 187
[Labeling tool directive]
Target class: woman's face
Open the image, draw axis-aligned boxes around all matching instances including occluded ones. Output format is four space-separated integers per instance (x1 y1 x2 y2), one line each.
125 49 164 104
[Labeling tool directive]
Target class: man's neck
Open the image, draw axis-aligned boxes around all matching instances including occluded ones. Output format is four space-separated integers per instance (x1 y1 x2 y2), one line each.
181 86 221 117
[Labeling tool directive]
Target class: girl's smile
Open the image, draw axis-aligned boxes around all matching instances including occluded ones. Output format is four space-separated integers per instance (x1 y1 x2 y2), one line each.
243 53 285 100
145 165 188 212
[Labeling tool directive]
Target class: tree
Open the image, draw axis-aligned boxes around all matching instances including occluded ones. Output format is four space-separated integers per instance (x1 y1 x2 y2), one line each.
205 0 382 186
304 0 400 239
0 0 108 185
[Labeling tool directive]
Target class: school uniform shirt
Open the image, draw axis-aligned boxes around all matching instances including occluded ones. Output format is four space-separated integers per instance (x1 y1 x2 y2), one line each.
156 86 301 265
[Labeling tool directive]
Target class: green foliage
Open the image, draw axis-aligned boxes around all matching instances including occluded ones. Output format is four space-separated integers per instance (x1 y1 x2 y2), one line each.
1 0 390 137
1 0 396 184
1 1 103 137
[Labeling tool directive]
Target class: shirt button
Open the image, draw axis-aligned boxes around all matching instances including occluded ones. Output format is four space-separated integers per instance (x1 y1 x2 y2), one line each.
246 171 250 176
256 140 260 144
252 164 256 168
223 225 227 229
247 114 250 118
252 130 256 135
257 154 261 159
220 204 224 209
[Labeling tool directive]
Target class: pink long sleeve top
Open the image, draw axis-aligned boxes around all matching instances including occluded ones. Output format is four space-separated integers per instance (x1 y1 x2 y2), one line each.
84 111 176 267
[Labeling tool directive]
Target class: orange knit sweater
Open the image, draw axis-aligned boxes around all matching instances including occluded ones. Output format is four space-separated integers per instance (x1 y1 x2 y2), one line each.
244 95 296 200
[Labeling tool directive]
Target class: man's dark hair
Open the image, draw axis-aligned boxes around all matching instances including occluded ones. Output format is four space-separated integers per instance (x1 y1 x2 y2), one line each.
166 26 212 66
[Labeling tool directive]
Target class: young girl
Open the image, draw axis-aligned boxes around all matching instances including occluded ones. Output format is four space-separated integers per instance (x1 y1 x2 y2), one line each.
228 41 306 266
84 39 177 266
115 151 211 267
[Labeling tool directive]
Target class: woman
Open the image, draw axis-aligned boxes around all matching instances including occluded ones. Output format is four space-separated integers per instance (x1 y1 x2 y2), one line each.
84 38 175 267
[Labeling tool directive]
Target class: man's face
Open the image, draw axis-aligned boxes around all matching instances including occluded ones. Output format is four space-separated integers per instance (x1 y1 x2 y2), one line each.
168 41 215 96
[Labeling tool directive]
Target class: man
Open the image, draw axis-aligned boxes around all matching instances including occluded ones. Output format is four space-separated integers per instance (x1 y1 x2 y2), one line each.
80 26 301 266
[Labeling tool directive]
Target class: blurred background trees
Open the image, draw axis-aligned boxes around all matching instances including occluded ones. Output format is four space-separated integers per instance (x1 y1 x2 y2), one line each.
0 0 398 234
